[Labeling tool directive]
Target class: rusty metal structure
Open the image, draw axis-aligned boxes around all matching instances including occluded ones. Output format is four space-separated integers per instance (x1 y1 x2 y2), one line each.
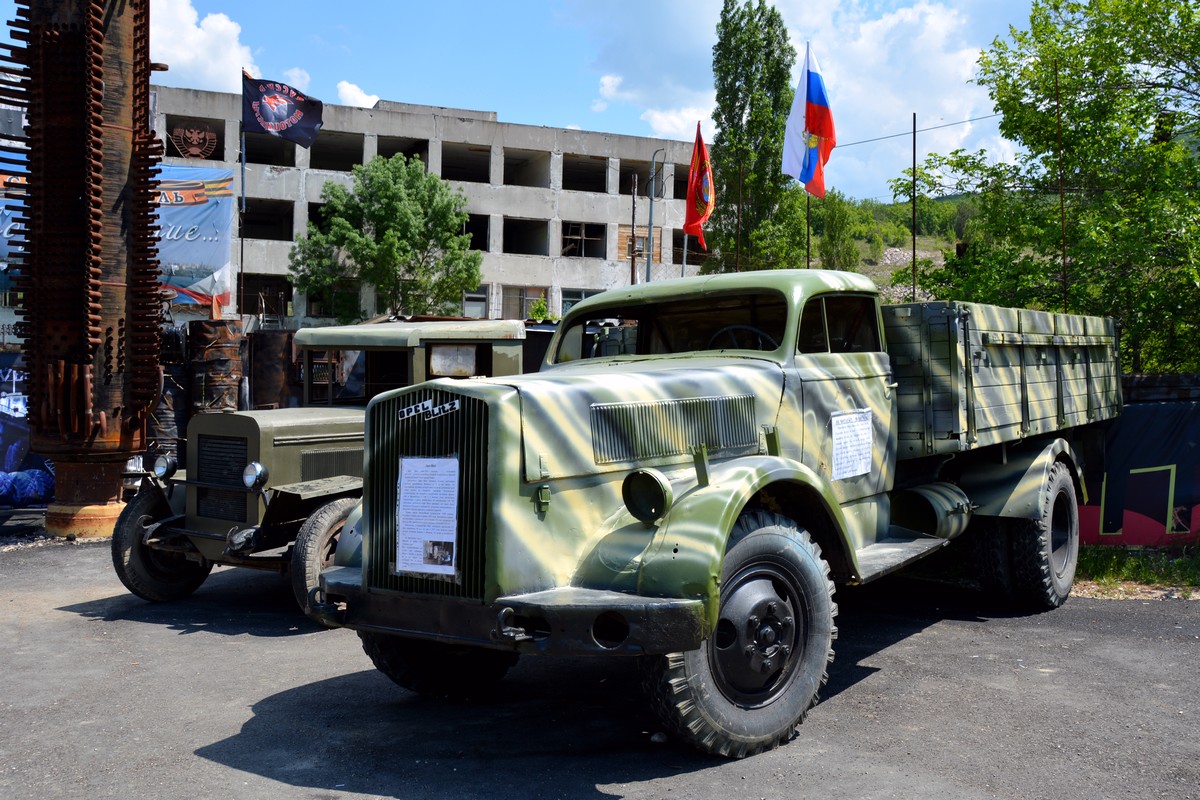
2 0 163 536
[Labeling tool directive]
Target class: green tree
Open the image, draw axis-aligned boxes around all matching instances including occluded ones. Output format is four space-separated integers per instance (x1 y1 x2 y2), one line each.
745 183 811 269
707 0 796 272
898 0 1200 372
289 154 482 321
816 190 861 271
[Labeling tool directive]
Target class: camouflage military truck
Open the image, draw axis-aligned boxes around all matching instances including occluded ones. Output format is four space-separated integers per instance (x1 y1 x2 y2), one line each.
311 270 1121 756
111 318 544 621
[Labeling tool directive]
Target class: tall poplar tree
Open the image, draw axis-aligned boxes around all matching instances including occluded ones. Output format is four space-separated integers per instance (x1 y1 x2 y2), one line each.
708 0 796 272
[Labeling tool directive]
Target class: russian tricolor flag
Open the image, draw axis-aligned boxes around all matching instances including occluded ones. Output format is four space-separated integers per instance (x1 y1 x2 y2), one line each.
783 42 837 198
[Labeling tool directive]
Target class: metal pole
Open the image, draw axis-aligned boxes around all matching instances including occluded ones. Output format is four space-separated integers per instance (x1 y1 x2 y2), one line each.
911 112 917 302
682 234 689 276
646 148 664 283
806 193 811 267
630 172 638 285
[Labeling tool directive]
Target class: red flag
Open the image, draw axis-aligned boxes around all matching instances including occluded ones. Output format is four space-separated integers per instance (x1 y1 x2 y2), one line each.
682 122 715 250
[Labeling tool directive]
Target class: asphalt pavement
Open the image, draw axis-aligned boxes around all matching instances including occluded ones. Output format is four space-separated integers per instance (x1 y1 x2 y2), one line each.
1 528 1198 800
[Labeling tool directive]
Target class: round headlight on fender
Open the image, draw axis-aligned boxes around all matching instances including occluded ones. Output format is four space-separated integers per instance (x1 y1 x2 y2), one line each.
152 454 177 480
242 461 269 489
622 468 673 524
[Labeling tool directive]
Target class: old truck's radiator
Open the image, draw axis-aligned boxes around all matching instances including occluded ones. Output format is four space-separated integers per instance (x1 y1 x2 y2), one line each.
196 434 247 522
365 388 489 600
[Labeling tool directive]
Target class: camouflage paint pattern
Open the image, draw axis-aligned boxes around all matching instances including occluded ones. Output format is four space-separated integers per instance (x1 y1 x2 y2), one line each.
345 270 1120 644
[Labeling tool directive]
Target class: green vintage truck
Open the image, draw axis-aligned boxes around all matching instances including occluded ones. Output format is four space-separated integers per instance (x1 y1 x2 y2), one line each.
111 318 544 621
312 270 1121 757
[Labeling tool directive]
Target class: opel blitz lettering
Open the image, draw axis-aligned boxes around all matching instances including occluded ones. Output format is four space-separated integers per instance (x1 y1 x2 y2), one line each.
111 318 543 621
314 270 1121 757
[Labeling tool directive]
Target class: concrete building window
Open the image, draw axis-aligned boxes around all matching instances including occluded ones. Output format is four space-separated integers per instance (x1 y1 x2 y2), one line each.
673 162 689 200
464 214 489 251
242 199 294 241
307 203 330 234
164 115 225 161
441 142 490 183
619 159 652 196
501 285 546 320
378 136 429 167
463 285 489 318
243 131 295 167
618 224 661 263
562 222 606 258
310 131 364 172
562 153 607 192
307 280 360 319
673 229 708 267
238 274 293 318
502 218 548 256
561 288 600 316
503 148 550 188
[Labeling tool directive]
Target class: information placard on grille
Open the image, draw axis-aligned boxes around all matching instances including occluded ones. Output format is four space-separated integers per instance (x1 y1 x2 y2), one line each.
395 457 459 576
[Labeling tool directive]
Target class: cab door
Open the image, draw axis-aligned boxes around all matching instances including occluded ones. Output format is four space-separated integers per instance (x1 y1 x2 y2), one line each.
791 293 897 502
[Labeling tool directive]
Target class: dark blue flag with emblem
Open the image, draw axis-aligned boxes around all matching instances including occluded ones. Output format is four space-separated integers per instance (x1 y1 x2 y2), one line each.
242 71 323 148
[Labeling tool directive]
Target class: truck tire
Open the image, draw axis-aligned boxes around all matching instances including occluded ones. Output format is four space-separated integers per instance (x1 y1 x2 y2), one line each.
1010 460 1079 609
291 497 358 624
641 510 837 758
358 631 519 699
111 489 212 602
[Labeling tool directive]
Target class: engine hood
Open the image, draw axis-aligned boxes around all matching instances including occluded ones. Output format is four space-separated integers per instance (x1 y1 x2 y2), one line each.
494 357 786 482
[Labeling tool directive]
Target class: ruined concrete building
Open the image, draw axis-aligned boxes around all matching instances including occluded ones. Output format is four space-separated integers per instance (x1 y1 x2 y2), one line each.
152 85 703 326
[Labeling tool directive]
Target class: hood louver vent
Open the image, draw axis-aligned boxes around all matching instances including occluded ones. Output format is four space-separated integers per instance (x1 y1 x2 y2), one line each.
590 395 758 465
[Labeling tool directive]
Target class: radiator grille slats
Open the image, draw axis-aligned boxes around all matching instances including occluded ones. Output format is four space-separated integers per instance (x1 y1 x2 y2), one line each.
366 389 489 599
196 434 247 522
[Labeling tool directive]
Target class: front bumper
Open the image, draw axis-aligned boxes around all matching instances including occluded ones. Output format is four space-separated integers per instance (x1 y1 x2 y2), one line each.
314 565 705 656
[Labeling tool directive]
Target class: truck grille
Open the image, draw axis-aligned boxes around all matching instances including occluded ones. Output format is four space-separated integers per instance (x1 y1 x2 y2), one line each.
365 388 489 600
196 434 248 522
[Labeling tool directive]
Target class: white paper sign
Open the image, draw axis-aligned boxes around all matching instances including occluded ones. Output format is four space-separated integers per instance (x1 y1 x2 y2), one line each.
831 410 872 480
395 457 459 575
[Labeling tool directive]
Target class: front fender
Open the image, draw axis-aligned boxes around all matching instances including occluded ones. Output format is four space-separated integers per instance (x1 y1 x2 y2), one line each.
332 501 365 568
957 438 1080 521
636 455 846 632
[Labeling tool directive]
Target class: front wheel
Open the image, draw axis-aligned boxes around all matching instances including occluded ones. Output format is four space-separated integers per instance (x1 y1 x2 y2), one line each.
359 631 519 699
641 510 837 758
111 489 212 602
291 497 358 624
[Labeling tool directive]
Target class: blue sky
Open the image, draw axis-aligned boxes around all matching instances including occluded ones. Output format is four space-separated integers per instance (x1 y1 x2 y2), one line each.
2 0 1033 202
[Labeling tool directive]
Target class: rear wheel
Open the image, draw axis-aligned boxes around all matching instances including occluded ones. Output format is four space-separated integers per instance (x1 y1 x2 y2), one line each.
291 497 358 624
111 489 212 602
1011 461 1079 609
641 510 836 758
359 632 519 699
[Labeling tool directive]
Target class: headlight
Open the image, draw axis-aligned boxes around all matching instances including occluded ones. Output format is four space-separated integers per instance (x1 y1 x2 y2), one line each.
153 454 178 480
622 468 673 523
242 461 269 489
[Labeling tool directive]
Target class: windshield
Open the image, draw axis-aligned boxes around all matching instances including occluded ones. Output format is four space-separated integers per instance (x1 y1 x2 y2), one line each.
552 291 788 363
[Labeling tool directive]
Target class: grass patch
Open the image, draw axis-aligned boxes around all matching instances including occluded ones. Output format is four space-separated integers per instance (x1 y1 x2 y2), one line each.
1077 546 1200 593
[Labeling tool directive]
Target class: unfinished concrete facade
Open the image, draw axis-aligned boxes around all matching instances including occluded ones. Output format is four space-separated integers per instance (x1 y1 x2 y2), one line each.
152 85 705 326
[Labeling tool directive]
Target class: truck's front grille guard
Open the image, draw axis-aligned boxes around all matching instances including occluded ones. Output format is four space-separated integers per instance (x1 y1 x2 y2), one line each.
366 388 489 600
196 434 248 522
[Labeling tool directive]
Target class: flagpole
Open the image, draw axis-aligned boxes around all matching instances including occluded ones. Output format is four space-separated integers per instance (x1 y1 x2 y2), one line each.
806 194 811 267
682 234 688 276
239 124 246 319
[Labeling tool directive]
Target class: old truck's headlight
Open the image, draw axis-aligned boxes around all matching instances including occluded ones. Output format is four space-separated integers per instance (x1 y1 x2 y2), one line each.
622 468 673 523
242 461 269 489
153 454 177 480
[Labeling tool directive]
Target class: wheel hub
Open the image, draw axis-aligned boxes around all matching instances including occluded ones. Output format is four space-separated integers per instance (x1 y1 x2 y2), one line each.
711 568 806 705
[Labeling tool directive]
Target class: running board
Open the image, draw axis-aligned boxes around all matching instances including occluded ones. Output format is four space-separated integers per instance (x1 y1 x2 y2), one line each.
853 528 950 584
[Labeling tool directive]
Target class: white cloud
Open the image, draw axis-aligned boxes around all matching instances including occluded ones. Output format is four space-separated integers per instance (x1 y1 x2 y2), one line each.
283 68 311 92
337 80 379 108
149 0 256 92
598 74 631 101
640 106 713 140
591 99 608 112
